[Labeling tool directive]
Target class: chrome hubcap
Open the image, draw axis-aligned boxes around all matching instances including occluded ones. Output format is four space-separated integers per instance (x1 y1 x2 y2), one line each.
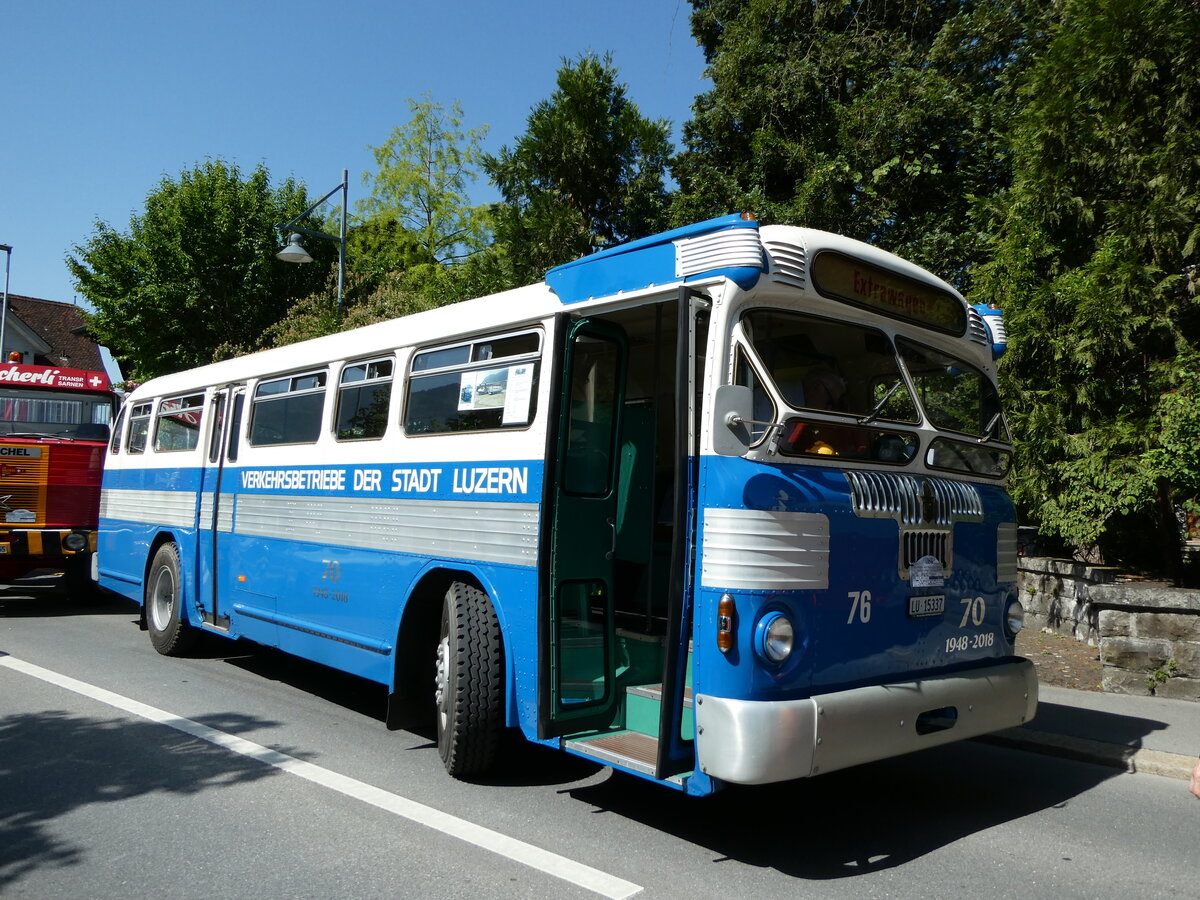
435 635 449 731
150 566 173 631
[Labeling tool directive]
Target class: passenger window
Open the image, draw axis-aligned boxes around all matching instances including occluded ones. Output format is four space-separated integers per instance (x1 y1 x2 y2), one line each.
207 393 226 463
405 330 541 435
109 406 127 454
336 358 393 441
249 371 327 446
154 394 205 452
127 403 153 454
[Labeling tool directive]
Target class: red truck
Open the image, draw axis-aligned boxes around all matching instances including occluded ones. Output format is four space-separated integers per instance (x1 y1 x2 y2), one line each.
0 363 117 591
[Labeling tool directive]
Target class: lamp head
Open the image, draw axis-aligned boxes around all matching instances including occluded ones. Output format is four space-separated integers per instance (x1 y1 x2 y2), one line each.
276 233 313 264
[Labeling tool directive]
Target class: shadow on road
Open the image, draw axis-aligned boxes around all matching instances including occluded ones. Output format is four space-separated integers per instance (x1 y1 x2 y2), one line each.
191 635 1165 864
0 704 307 892
564 734 1139 880
218 645 605 788
5 587 1166 886
0 581 135 618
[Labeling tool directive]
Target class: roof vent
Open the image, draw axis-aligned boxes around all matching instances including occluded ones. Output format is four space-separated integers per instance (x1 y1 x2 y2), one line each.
967 306 990 346
674 228 764 279
762 238 807 288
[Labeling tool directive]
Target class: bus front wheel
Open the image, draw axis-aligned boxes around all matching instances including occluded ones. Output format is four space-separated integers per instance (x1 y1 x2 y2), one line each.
435 581 502 777
146 542 198 657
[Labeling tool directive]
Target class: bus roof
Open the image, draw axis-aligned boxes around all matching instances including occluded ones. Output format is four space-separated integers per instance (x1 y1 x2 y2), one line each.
126 216 976 401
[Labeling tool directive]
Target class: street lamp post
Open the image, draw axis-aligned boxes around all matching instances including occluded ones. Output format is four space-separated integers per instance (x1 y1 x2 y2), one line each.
275 169 348 315
0 244 11 361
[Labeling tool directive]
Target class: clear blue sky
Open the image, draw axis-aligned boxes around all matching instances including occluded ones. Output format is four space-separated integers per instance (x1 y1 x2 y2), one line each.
1 0 708 306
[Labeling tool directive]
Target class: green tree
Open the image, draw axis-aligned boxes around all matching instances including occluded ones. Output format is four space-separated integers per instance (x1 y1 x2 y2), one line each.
359 95 491 264
484 53 673 285
674 0 1047 283
263 269 440 348
68 160 330 379
263 249 511 349
973 0 1200 581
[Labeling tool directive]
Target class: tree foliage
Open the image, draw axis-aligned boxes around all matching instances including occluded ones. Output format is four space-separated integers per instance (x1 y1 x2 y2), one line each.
263 251 511 349
263 269 440 348
267 96 506 349
484 53 673 286
674 0 1048 283
359 96 491 264
68 160 331 379
972 0 1200 578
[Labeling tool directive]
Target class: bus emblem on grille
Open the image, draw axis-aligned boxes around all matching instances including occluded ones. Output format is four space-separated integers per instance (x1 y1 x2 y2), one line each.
921 480 937 524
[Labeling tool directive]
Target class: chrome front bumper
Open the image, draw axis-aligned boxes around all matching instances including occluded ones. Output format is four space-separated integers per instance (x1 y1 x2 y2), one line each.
694 658 1038 785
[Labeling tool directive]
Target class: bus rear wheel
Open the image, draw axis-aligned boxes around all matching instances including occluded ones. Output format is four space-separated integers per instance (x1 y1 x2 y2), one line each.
435 581 502 777
146 542 198 657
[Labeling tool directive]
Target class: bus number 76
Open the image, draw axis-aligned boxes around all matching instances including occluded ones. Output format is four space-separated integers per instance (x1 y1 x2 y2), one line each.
847 590 872 624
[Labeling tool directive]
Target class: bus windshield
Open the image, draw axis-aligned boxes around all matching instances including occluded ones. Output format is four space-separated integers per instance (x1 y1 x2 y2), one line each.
738 309 919 422
897 338 1008 441
0 389 113 439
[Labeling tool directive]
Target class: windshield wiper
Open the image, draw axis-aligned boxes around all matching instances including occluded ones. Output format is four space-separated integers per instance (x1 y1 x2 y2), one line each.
858 380 904 425
978 411 1003 443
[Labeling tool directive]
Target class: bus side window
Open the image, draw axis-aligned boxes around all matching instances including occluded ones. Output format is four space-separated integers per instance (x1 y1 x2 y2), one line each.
405 330 541 435
249 371 327 446
207 393 226 463
109 406 126 454
154 394 204 452
227 393 244 462
127 403 153 454
336 358 393 441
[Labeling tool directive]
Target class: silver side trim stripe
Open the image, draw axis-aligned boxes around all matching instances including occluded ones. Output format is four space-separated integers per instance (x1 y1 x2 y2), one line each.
233 495 538 566
100 489 198 529
198 492 235 533
102 488 539 568
701 508 830 591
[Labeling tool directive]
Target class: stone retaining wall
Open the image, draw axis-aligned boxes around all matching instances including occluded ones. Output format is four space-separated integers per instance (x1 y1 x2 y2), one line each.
1018 557 1200 701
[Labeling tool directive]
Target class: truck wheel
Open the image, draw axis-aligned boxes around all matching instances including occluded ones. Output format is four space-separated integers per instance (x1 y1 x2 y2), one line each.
146 542 198 656
435 581 503 777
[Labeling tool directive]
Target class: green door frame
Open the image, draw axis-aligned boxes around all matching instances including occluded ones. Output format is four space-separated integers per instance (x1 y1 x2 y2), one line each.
539 315 629 737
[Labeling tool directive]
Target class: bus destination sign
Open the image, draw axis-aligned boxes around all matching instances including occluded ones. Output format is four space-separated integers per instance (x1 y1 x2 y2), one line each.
810 251 966 334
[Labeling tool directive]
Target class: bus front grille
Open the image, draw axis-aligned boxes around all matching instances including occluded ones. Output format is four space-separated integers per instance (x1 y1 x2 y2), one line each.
902 529 951 573
845 471 983 526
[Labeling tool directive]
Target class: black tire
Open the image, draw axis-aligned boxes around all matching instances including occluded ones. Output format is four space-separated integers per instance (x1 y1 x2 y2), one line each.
145 542 198 656
435 581 503 777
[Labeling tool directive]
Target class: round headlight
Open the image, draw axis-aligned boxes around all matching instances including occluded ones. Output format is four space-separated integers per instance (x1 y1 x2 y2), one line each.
1005 598 1025 638
63 533 87 551
755 611 794 664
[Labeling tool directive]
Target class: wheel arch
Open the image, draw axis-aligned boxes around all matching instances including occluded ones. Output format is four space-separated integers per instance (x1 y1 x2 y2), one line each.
387 564 512 732
140 530 181 626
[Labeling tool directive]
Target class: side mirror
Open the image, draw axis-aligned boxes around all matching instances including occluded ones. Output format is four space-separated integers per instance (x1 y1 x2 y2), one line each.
712 384 754 457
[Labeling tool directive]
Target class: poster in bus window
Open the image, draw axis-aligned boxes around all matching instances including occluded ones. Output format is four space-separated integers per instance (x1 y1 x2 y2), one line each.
458 368 509 412
502 364 535 425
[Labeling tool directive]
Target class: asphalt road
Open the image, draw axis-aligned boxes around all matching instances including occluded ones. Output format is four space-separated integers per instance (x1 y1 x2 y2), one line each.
2 584 1197 899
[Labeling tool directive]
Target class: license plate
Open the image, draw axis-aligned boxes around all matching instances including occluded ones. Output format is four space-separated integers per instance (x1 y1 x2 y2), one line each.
908 594 945 617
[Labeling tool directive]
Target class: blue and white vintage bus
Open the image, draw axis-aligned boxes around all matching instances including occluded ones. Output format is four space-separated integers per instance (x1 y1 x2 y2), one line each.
98 214 1035 795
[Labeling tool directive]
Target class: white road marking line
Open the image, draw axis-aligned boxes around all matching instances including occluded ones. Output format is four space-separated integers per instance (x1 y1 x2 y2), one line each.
0 653 642 900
